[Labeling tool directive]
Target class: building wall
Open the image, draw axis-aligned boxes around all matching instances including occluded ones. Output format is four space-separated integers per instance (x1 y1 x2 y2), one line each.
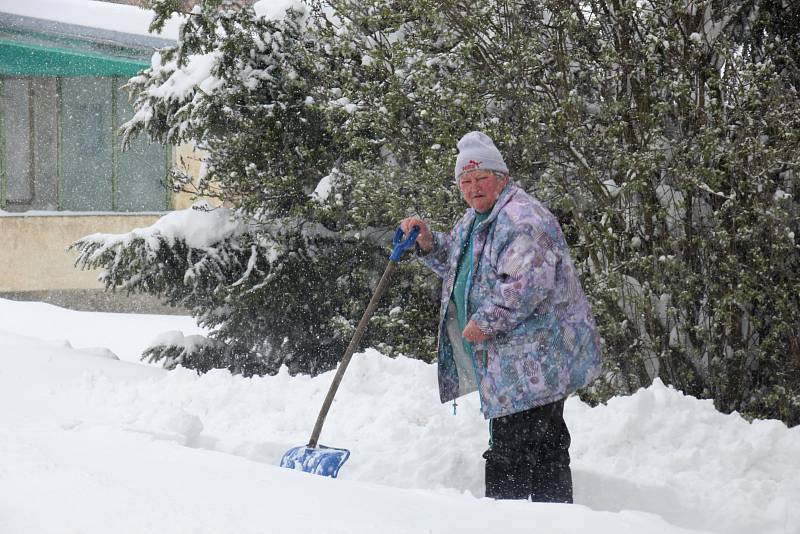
0 213 160 291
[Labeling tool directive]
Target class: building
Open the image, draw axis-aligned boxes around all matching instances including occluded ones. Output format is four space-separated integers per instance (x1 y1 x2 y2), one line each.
0 1 196 311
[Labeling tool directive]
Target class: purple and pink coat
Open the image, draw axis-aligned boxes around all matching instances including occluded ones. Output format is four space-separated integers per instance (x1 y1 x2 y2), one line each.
421 182 602 419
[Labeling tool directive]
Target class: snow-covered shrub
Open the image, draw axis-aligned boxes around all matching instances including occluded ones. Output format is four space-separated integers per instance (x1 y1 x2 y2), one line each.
307 0 800 423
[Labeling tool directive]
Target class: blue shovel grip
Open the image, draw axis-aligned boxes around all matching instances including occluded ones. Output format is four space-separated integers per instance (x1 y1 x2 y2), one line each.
390 226 420 261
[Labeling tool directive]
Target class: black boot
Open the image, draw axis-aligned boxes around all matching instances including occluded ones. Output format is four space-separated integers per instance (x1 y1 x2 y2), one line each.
483 399 573 503
531 461 573 503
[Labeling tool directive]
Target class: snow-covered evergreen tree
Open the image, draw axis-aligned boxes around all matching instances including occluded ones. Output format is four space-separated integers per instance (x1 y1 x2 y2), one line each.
73 0 439 375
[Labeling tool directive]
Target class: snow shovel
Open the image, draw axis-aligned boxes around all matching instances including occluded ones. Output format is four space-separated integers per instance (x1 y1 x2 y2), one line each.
280 226 420 478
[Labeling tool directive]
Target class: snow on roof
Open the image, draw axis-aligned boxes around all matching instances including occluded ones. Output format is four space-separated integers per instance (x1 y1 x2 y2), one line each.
0 0 182 40
0 0 305 42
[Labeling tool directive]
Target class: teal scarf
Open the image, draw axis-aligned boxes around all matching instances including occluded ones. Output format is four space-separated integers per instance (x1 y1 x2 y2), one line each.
452 211 488 355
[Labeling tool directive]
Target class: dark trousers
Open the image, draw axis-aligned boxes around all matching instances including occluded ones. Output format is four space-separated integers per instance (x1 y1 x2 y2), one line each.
483 399 573 503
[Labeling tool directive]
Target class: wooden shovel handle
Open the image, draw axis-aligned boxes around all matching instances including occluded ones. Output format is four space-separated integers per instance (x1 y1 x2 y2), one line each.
308 260 398 448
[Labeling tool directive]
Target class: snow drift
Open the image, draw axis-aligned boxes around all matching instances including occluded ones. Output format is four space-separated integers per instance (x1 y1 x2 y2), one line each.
0 298 797 534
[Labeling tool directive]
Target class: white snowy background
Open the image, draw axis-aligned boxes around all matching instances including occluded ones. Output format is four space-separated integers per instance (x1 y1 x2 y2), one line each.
1 297 798 534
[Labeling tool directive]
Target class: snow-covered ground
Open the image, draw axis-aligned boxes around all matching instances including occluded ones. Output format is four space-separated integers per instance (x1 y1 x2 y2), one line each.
0 297 797 534
0 298 206 362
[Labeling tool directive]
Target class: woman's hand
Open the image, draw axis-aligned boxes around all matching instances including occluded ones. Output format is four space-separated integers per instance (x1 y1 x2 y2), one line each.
463 320 490 343
399 217 433 253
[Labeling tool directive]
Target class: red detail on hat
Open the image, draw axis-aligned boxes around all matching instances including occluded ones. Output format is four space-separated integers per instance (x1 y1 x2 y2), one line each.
462 159 483 172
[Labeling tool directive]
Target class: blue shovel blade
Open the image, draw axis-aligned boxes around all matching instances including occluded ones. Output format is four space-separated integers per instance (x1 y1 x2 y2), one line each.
280 444 350 478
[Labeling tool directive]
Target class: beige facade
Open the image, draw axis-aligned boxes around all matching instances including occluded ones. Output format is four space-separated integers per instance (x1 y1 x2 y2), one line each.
172 143 212 211
0 213 160 291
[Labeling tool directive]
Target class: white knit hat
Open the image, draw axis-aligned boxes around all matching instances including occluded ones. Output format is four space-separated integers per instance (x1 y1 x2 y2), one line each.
454 131 508 181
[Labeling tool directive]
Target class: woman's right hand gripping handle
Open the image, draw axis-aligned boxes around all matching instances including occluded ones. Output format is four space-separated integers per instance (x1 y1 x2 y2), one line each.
399 217 433 253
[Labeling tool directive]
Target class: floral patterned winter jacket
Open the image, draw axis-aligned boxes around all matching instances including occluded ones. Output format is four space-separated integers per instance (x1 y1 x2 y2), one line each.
421 182 602 419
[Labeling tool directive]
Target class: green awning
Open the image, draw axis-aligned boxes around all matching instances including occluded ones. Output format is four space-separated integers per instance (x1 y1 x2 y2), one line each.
0 40 148 77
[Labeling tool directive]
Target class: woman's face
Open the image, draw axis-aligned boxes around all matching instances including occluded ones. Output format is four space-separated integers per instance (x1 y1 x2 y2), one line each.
458 170 508 213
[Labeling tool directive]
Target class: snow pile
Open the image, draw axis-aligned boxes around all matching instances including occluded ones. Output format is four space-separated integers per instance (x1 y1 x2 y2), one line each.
72 356 800 534
0 297 798 534
77 202 244 253
571 380 800 533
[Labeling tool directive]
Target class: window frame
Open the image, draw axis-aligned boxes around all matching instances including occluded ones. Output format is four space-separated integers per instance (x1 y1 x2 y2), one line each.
0 75 172 213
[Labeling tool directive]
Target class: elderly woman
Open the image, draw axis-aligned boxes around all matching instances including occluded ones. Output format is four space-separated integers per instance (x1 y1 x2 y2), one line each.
400 131 601 503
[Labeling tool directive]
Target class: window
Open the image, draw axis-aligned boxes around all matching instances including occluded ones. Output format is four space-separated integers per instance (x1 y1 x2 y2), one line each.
0 75 169 212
